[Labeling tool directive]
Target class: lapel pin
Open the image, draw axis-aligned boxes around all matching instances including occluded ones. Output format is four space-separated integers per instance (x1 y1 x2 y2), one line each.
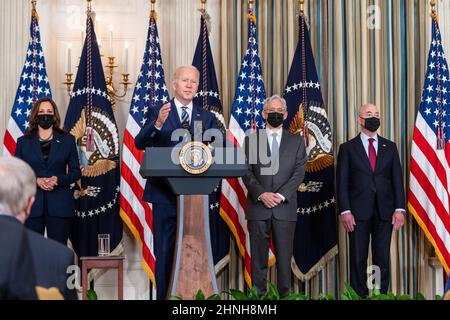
383 144 386 147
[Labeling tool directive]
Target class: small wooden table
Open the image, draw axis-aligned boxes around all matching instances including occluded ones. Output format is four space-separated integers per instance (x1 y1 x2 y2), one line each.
80 256 125 300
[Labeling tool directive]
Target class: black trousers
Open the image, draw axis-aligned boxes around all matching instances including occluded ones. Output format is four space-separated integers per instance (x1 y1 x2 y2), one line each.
152 202 177 300
25 214 72 246
249 218 296 297
348 202 393 297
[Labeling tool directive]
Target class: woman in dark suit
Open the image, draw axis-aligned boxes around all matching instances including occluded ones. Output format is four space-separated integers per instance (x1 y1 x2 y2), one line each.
15 97 81 246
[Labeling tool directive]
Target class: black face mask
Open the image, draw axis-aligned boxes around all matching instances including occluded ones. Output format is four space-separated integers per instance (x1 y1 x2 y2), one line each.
266 112 284 128
36 114 54 130
363 117 380 132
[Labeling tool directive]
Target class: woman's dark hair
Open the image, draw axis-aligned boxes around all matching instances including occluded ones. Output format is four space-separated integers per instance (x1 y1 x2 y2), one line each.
24 97 66 136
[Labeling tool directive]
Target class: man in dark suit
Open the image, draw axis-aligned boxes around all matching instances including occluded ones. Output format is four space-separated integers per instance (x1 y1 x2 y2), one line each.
242 95 307 296
0 156 76 300
337 103 405 297
135 65 219 300
0 217 37 300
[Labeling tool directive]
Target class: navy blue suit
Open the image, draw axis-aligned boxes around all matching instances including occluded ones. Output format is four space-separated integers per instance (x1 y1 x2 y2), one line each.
135 99 218 299
1 215 77 300
15 131 81 245
337 134 405 296
0 215 37 300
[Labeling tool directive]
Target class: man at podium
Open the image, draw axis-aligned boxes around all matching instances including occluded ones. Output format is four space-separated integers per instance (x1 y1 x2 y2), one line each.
135 65 219 300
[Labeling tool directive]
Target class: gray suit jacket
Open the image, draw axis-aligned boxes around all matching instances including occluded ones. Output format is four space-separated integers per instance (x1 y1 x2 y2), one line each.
243 129 307 221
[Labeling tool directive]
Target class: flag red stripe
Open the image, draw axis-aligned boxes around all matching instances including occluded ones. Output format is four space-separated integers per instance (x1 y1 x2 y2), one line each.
225 178 248 212
121 161 153 228
219 192 252 276
124 129 144 163
409 192 450 263
3 130 16 155
410 158 450 234
220 192 248 251
413 127 448 188
120 193 155 269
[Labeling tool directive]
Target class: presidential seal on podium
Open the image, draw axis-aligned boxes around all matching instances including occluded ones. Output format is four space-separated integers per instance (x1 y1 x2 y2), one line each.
179 141 213 175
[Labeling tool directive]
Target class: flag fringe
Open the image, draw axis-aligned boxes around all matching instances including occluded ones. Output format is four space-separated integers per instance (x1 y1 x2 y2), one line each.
120 208 156 285
408 203 450 274
291 245 338 282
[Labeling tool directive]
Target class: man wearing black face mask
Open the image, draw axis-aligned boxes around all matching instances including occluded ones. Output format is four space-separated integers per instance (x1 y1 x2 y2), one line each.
336 103 405 297
243 95 307 296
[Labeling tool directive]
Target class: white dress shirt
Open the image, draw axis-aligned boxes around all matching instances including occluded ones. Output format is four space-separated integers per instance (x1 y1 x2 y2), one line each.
360 131 378 156
266 127 283 153
155 98 193 130
173 98 193 124
257 127 285 203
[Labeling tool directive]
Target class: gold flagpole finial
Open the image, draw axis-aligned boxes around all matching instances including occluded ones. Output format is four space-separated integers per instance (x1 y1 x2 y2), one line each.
200 0 206 10
248 0 254 11
299 0 305 12
150 0 156 11
31 0 37 9
430 0 436 8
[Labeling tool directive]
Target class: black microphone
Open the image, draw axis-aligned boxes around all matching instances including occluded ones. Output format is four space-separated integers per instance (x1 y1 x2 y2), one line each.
181 122 192 140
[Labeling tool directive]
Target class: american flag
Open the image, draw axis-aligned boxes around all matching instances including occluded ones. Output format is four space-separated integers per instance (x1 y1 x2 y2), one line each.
408 11 450 275
220 11 274 287
3 7 51 156
119 11 169 285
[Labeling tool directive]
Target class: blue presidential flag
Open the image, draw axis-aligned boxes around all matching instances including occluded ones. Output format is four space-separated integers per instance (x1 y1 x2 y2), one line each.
283 12 338 280
192 11 229 267
64 10 122 257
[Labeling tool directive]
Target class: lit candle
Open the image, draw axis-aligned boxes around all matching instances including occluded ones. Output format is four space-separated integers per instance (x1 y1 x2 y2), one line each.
109 24 113 56
67 42 72 73
124 42 129 74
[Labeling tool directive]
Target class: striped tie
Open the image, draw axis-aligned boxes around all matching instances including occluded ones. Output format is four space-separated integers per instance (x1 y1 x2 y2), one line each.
181 106 189 125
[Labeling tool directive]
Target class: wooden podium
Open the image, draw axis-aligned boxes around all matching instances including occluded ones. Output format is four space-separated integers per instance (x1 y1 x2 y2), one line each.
140 146 247 299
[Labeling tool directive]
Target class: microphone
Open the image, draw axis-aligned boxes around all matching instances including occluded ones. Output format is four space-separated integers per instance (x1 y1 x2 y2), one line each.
181 122 192 141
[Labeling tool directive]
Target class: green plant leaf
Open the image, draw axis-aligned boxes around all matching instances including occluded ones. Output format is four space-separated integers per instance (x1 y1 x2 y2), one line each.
207 294 222 300
396 295 412 300
281 293 309 300
262 283 280 300
86 289 97 300
318 294 335 301
248 286 260 300
340 283 361 300
228 289 249 300
415 292 426 300
169 295 183 300
195 290 206 300
435 295 443 300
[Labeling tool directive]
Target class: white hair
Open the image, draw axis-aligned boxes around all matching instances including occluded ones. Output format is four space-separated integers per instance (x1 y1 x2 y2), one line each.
0 156 36 216
359 103 379 116
263 94 287 112
173 65 200 80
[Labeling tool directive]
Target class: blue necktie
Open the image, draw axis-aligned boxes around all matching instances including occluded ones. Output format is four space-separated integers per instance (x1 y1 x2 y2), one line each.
181 106 189 125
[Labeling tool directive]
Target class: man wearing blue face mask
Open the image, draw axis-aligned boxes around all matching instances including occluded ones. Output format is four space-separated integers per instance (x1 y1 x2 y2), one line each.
336 103 406 297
